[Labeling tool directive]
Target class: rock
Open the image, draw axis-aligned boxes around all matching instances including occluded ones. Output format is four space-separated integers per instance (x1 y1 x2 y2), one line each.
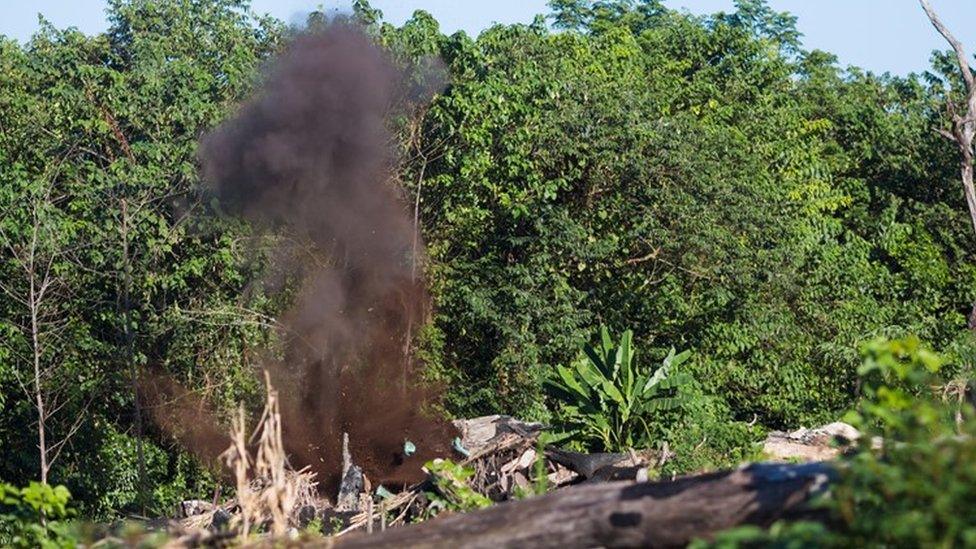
179 499 214 518
815 422 862 443
210 508 232 531
336 431 365 512
336 464 365 512
297 504 318 527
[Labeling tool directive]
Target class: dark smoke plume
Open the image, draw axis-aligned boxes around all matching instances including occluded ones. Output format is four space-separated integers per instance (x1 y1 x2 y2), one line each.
198 24 452 492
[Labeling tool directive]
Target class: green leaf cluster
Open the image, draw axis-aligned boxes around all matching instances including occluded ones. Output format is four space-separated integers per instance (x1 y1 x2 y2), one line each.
546 326 691 451
0 482 76 548
0 0 283 517
700 339 976 547
828 338 976 546
422 459 492 516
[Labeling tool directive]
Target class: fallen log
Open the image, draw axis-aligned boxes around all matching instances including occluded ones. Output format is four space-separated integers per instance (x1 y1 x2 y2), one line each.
328 461 835 549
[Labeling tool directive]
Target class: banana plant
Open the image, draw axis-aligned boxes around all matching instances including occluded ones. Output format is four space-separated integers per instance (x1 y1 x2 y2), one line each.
545 326 692 451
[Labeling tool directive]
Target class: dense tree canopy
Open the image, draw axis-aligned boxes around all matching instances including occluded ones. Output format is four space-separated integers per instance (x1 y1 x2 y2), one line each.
1 0 974 517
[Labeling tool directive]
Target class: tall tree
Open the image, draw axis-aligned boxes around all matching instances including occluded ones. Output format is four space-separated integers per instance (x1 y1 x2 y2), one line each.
919 0 976 327
0 178 92 484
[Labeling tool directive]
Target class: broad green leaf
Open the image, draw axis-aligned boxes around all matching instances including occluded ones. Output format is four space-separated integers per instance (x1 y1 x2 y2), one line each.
616 329 633 392
574 355 606 390
583 344 613 380
554 364 589 400
600 325 615 366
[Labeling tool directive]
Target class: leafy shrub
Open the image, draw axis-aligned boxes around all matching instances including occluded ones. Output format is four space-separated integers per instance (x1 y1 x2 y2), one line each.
0 482 77 548
62 423 219 520
698 337 976 547
848 336 946 437
831 337 976 546
546 327 692 451
691 520 832 549
422 459 492 517
656 384 766 475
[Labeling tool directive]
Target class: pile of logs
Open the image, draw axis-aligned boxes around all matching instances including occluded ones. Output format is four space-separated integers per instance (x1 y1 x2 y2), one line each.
324 416 840 547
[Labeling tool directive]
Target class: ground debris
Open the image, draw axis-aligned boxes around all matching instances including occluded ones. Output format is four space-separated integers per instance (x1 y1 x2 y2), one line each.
167 415 666 546
763 421 862 462
334 415 663 537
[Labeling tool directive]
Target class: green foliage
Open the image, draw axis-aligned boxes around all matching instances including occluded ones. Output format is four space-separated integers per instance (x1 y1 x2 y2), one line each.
4 0 976 521
702 339 976 547
832 426 976 547
546 326 692 451
848 337 946 437
422 459 492 517
303 516 324 537
0 482 77 548
691 520 831 549
830 338 976 547
392 0 976 434
655 384 765 475
64 424 219 519
0 0 282 515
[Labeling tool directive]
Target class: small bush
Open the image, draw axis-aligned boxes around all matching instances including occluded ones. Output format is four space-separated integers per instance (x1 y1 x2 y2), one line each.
545 326 693 452
657 385 765 475
0 481 77 548
422 459 492 517
832 337 976 546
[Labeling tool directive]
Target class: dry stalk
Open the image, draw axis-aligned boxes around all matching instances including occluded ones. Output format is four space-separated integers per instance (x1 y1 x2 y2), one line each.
219 371 316 541
253 372 294 536
223 407 255 540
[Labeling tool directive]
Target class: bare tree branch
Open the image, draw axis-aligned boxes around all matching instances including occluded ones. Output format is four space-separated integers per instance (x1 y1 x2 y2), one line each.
919 0 976 243
936 127 956 141
47 394 95 470
920 0 975 92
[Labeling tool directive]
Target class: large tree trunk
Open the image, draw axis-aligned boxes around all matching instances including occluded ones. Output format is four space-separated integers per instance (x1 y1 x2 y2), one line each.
962 157 976 243
962 159 976 330
330 462 835 549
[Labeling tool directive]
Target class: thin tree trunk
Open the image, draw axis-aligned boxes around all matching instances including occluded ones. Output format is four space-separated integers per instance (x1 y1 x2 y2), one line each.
121 198 147 511
2 185 85 489
919 0 976 328
31 287 48 485
26 215 50 486
962 158 976 330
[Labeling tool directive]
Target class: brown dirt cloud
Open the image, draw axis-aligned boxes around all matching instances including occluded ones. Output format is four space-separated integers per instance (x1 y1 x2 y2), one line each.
190 23 453 493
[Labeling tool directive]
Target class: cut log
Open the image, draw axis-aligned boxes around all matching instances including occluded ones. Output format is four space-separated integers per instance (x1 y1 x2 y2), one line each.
453 415 545 454
329 461 835 549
